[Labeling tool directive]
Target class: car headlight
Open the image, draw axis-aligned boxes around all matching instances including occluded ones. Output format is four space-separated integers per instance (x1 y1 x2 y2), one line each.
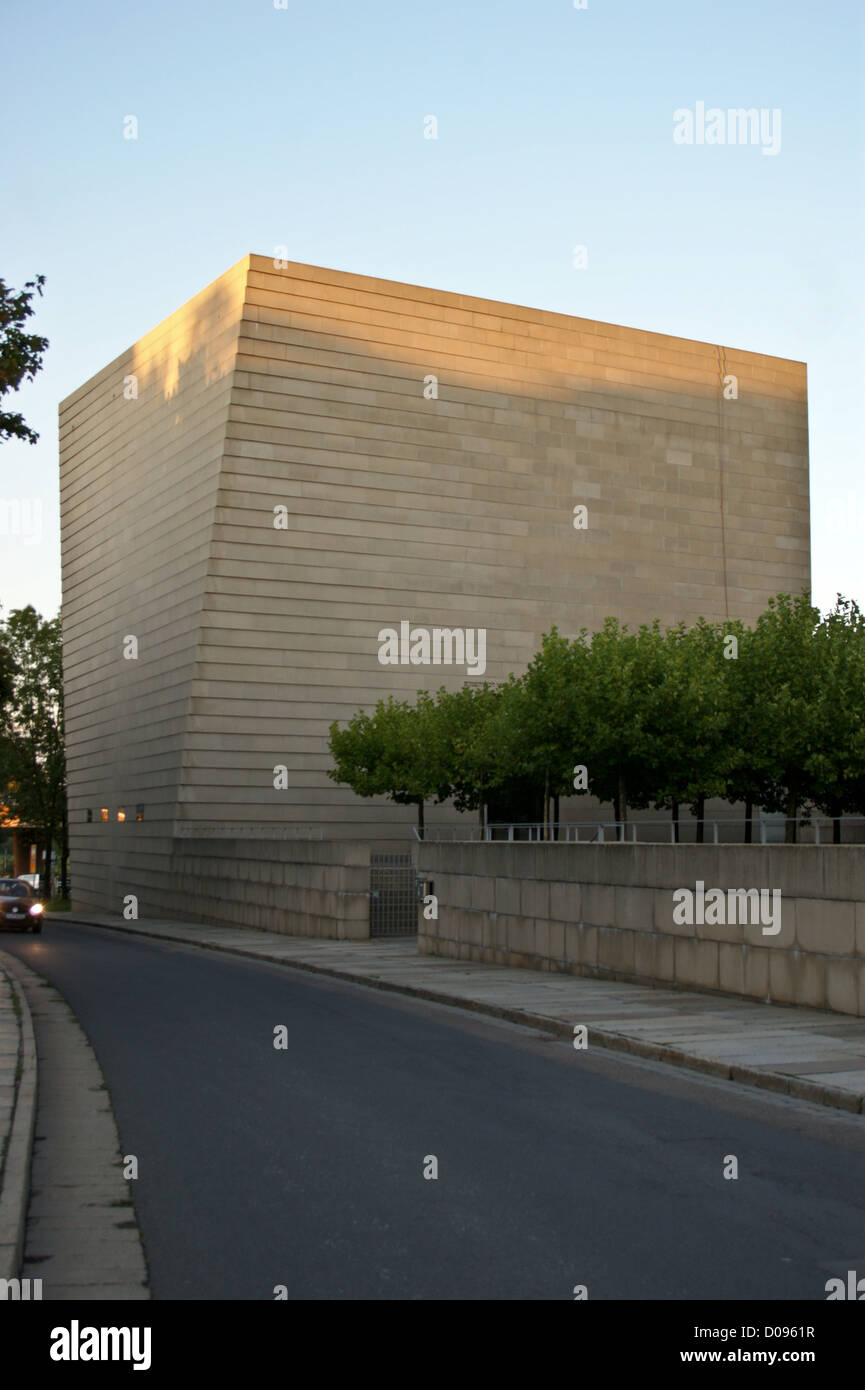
29 903 44 915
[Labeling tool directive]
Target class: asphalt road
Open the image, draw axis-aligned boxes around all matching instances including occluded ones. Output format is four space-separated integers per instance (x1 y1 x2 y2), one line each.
3 920 864 1301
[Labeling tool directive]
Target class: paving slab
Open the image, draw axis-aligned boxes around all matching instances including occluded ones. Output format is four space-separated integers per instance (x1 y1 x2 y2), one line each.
47 910 865 1116
813 1070 865 1092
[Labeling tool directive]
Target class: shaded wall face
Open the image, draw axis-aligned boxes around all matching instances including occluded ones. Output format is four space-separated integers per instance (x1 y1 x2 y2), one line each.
168 838 371 939
59 262 249 912
182 255 809 838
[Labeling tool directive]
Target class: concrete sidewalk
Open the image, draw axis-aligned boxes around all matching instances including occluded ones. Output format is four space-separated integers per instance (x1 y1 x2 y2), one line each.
49 910 865 1115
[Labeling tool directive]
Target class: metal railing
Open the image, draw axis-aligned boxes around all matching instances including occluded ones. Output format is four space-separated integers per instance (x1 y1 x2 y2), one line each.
170 816 865 846
413 816 865 845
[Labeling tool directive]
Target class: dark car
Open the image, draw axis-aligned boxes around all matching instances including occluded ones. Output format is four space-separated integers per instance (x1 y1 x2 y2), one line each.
0 878 44 932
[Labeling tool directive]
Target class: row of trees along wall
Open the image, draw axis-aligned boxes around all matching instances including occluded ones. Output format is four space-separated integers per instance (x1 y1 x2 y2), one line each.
328 593 865 845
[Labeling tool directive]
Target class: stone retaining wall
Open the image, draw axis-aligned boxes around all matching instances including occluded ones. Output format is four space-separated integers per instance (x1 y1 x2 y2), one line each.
416 843 865 1015
168 838 371 938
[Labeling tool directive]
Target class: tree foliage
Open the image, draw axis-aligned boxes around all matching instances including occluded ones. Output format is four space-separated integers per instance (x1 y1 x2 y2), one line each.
327 592 865 839
0 606 68 894
0 275 48 444
804 596 865 836
327 693 447 835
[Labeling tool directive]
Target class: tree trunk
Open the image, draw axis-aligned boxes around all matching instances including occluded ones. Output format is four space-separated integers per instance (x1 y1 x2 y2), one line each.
618 772 627 841
42 827 55 899
553 794 560 842
784 792 797 844
671 800 680 844
744 796 753 844
833 816 842 845
417 799 425 841
543 768 550 842
61 799 70 898
695 797 705 844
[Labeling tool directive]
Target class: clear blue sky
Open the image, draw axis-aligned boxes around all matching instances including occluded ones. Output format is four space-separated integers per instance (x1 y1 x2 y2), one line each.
2 0 863 620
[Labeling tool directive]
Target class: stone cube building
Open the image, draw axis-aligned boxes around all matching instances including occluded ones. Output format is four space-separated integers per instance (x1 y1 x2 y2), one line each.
59 254 809 919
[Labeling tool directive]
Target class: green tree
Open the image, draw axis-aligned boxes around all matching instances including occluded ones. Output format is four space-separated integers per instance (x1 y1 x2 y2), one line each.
517 629 590 837
430 683 505 831
804 595 865 840
738 592 822 842
327 693 446 837
580 618 666 831
647 622 711 840
724 620 780 840
0 628 14 706
0 606 68 896
1 275 48 444
676 617 735 841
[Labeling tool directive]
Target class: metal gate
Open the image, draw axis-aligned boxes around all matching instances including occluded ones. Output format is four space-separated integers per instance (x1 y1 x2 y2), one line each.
369 853 417 937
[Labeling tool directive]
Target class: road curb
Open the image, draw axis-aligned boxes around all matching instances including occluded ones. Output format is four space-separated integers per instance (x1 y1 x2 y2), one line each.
0 951 38 1281
51 914 865 1117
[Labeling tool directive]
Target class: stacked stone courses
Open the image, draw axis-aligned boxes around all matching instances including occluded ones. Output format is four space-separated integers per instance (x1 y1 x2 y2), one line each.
59 253 809 916
170 839 370 939
417 844 865 1017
